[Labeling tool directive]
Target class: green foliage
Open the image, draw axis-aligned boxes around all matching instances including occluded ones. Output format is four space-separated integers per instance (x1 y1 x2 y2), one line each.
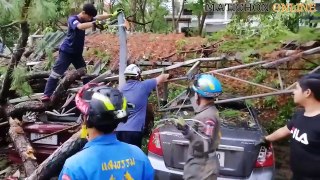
10 66 33 96
185 0 204 17
253 70 268 83
219 109 241 118
167 85 185 101
209 13 320 55
0 66 7 75
265 99 295 133
263 96 277 109
112 0 170 33
44 47 54 70
93 49 111 63
175 39 187 52
28 0 58 24
0 0 23 24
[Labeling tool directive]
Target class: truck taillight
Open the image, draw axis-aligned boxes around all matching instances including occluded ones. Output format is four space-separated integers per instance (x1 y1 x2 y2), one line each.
148 128 163 156
255 143 274 168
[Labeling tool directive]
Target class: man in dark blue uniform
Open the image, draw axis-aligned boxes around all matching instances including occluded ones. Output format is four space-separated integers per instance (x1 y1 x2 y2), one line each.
59 83 154 180
41 3 121 101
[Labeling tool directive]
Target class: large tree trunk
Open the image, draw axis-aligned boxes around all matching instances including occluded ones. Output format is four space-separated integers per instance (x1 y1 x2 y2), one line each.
199 11 207 36
0 21 30 104
171 0 176 31
175 0 185 33
131 0 137 22
26 131 87 180
8 117 38 176
50 68 86 108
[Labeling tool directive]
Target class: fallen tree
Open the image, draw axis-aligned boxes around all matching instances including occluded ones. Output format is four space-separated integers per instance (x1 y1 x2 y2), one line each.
8 117 38 176
26 131 87 180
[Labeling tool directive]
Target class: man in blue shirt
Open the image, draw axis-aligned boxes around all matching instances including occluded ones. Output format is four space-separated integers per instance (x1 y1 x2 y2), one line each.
59 84 154 180
115 64 170 148
41 3 121 101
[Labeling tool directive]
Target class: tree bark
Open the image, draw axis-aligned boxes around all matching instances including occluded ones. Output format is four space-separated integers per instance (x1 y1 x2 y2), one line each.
0 21 30 104
50 68 86 108
8 117 38 176
26 71 50 80
199 11 207 36
131 0 137 23
172 0 176 31
175 0 185 33
26 131 87 180
6 101 46 119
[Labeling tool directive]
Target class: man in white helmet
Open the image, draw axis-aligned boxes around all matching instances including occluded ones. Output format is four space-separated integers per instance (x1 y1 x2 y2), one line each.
115 64 170 148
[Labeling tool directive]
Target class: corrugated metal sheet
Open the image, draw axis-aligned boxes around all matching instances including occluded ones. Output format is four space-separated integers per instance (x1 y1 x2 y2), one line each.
30 30 66 61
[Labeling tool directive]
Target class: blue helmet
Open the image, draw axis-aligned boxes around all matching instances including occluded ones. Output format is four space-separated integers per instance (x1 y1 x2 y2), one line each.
192 74 222 98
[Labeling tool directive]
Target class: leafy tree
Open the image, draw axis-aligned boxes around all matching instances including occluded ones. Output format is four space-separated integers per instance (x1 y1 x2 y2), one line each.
185 0 215 36
0 0 76 102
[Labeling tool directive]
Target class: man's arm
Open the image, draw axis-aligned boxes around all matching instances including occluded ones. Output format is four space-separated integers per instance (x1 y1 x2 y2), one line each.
155 74 170 85
76 21 95 30
265 125 291 142
95 13 113 20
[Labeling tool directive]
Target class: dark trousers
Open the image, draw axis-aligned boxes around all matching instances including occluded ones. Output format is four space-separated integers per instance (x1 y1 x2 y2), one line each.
44 50 86 97
116 131 143 148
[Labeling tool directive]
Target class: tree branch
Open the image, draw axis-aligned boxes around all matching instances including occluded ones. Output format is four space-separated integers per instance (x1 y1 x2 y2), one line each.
0 21 30 104
0 21 19 29
175 0 185 33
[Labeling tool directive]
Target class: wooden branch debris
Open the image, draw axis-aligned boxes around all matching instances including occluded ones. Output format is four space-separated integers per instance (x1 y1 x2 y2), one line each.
26 131 87 180
0 54 10 59
50 68 86 108
6 101 46 118
8 117 38 176
262 46 320 68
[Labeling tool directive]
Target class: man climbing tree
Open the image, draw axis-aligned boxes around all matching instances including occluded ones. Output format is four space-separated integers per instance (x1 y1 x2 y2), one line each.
41 3 122 101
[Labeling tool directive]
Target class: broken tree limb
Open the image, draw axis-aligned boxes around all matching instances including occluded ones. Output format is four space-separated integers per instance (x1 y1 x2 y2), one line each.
26 71 50 80
0 54 10 59
50 68 86 108
6 101 46 118
0 21 30 104
26 130 87 180
8 117 38 176
262 46 320 68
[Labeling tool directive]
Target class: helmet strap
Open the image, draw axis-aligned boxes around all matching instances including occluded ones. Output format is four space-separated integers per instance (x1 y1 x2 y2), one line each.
80 115 89 139
195 93 200 106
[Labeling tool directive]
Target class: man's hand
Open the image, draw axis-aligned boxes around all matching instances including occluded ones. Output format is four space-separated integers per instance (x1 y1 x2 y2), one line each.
156 74 171 85
94 20 108 30
112 8 124 17
255 136 270 146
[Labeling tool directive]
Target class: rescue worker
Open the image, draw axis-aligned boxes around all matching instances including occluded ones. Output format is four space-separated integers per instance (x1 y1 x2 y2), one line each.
115 64 170 148
262 73 320 180
175 74 223 180
41 3 122 101
59 83 154 180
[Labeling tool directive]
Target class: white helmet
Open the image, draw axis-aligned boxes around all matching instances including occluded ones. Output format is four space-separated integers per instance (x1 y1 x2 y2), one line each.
124 64 141 77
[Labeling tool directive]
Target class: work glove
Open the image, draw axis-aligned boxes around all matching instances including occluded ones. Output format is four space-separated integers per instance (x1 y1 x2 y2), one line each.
112 8 124 17
94 20 108 30
255 136 270 147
